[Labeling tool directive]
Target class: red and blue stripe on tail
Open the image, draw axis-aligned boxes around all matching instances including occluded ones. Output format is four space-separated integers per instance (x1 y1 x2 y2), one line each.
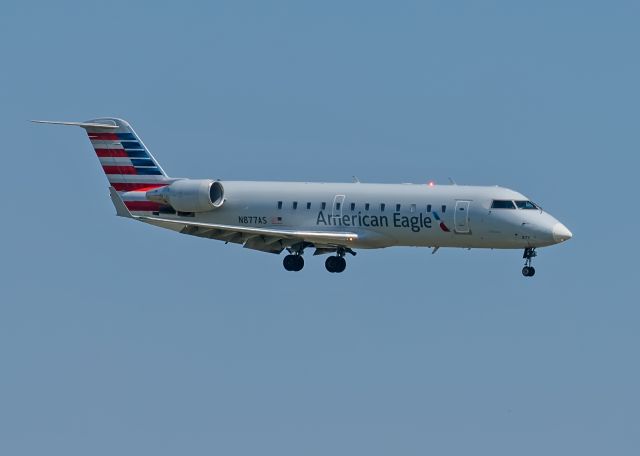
82 118 172 212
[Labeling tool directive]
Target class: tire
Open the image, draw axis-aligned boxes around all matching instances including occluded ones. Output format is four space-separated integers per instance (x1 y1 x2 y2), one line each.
283 255 296 271
522 266 530 277
325 256 346 273
292 255 304 271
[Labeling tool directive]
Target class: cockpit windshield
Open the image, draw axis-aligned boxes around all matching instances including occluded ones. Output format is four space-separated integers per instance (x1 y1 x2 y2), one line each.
514 200 538 210
492 200 539 210
491 200 516 209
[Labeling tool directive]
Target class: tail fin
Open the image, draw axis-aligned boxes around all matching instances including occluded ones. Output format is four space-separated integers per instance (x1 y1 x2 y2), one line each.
33 118 171 192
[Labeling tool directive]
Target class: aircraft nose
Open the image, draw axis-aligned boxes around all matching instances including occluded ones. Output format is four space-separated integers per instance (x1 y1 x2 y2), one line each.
552 223 573 243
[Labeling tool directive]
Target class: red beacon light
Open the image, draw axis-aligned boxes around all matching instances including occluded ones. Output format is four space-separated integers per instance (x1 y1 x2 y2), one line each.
427 180 435 187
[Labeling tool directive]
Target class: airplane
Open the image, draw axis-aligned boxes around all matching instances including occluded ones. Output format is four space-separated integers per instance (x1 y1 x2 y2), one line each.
33 117 572 276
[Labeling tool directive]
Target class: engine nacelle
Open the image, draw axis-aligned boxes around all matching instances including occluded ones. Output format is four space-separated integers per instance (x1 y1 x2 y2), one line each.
146 179 224 213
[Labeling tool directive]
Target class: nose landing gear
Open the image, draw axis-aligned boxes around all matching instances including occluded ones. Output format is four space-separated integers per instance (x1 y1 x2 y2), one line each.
522 247 536 277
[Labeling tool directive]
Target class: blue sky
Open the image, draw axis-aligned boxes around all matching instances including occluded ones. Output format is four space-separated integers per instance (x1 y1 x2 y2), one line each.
1 1 638 455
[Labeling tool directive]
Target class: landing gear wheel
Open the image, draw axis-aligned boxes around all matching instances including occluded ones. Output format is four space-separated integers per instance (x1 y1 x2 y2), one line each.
283 255 294 271
325 256 336 272
283 254 304 272
325 256 347 273
521 248 537 277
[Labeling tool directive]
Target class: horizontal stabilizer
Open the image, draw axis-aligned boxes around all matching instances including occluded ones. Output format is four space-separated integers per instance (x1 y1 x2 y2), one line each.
31 119 118 129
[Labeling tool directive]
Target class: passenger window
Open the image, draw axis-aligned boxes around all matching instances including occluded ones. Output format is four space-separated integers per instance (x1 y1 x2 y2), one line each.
442 205 446 213
365 203 370 211
292 201 298 210
410 204 416 213
306 202 311 210
350 202 356 211
277 201 282 210
515 200 538 210
321 202 327 210
380 203 386 212
427 204 432 212
491 200 516 209
396 204 401 212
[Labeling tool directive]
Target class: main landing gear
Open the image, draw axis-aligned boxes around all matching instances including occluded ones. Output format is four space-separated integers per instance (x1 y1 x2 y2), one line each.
325 247 352 273
282 253 304 272
282 246 355 273
522 247 537 277
325 255 346 273
283 242 311 272
283 254 304 271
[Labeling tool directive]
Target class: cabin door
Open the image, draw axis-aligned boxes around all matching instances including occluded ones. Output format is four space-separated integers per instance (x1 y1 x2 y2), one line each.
454 200 471 233
332 194 345 219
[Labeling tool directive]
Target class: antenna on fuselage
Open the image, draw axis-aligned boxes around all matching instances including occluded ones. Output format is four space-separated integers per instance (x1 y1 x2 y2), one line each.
352 176 361 183
448 177 457 185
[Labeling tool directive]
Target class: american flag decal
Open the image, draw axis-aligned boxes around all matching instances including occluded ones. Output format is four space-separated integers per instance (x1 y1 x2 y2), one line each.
271 216 283 224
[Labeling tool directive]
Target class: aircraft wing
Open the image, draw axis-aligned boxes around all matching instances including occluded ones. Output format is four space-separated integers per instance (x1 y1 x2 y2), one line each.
109 187 357 253
140 216 358 253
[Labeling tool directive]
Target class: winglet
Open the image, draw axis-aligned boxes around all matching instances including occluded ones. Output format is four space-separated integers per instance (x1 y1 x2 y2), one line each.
31 119 119 129
109 187 134 218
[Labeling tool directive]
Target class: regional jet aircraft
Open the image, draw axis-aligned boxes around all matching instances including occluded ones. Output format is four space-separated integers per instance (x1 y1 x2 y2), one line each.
33 118 572 276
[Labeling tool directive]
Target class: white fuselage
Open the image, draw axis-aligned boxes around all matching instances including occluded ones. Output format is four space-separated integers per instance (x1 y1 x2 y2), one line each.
139 181 571 250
